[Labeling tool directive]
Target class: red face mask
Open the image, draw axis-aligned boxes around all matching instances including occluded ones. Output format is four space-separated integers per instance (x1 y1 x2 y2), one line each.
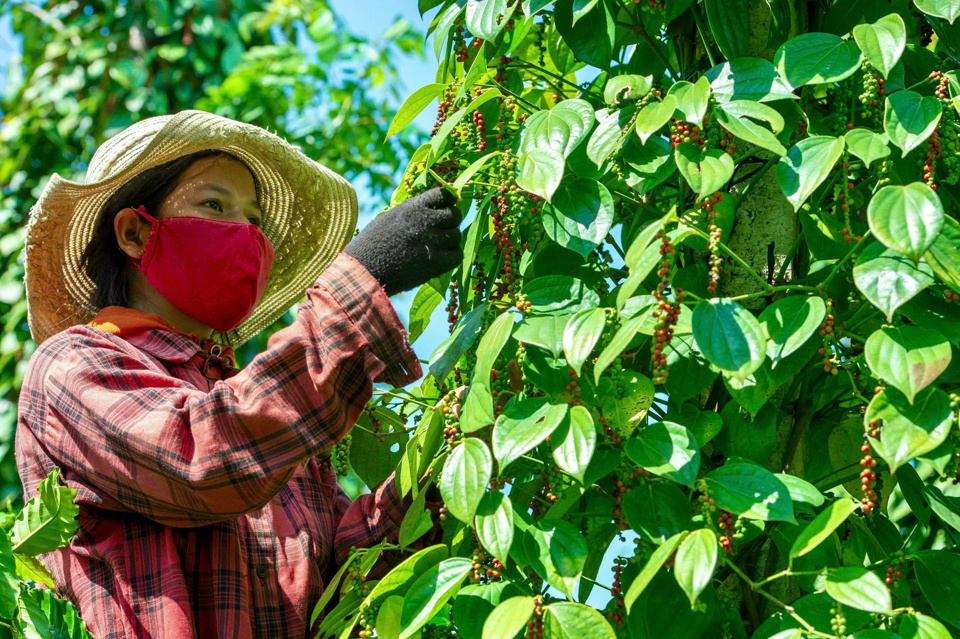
128 205 275 333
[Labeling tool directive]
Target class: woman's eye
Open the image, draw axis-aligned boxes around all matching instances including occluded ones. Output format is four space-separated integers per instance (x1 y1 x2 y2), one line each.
203 200 222 211
248 217 261 226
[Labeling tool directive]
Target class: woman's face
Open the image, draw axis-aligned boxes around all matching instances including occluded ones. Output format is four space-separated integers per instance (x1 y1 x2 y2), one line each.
157 155 262 226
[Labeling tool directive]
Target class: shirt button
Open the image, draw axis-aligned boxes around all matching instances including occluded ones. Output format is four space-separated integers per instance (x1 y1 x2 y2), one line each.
256 564 267 579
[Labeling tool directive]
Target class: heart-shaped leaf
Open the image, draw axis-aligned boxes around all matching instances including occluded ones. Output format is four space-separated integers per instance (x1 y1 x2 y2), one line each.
475 492 514 567
868 182 944 262
774 32 864 88
604 75 653 105
853 14 906 78
675 143 735 199
635 95 678 145
563 308 606 377
542 179 615 257
704 463 795 522
519 99 596 158
465 0 517 40
853 242 935 321
625 421 701 487
516 147 565 203
865 326 951 404
915 0 960 23
884 91 942 157
674 529 718 606
759 295 826 365
692 299 768 379
844 129 891 168
705 58 796 103
551 406 596 484
440 438 493 523
668 76 711 128
493 399 569 469
715 103 788 156
777 136 845 211
865 386 954 473
825 567 892 614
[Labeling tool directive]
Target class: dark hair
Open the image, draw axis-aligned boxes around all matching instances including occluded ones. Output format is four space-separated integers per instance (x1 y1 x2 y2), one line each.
80 149 260 311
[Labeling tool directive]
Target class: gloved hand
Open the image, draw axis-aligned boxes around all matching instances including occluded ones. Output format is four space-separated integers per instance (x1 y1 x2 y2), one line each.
344 187 463 296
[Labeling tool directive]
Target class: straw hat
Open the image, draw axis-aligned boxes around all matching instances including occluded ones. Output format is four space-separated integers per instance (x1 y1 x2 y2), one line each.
24 109 359 349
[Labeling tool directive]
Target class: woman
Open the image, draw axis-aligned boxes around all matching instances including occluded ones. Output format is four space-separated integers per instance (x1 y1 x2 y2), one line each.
15 110 460 638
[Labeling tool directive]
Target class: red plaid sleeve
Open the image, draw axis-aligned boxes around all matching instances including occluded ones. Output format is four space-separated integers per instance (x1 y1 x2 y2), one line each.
20 254 421 527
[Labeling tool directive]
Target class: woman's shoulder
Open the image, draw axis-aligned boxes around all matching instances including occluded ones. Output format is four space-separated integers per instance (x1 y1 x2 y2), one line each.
24 324 144 388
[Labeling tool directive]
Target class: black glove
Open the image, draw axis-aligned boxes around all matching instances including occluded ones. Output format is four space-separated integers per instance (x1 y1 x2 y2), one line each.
345 187 463 296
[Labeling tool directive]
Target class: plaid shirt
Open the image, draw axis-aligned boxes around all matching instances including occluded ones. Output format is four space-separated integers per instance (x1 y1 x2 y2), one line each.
15 254 424 639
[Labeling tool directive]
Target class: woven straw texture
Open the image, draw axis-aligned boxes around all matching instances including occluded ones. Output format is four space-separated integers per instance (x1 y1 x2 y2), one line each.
24 110 359 349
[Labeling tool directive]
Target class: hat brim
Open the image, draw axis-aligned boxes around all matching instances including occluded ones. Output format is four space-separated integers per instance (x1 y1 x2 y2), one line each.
24 109 358 349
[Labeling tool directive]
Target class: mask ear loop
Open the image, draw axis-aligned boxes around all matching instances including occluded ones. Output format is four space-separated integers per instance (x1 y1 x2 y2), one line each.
127 205 159 270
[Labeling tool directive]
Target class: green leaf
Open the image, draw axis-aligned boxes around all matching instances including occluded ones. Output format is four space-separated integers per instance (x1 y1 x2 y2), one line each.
475 492 514 567
674 529 718 606
604 75 653 106
703 0 751 60
853 242 935 322
440 439 494 523
916 551 960 628
482 596 535 639
915 0 960 23
408 279 445 344
562 309 606 377
387 83 445 139
514 315 570 358
720 97 786 133
429 304 489 383
14 554 55 589
519 99 596 158
715 103 788 156
465 0 516 41
10 468 79 556
593 315 646 384
526 520 587 600
587 107 635 167
777 136 845 211
454 152 502 198
350 412 407 488
868 182 944 262
400 558 473 638
623 136 677 194
0 530 17 618
553 0 615 69
599 373 656 439
462 311 516 432
705 463 795 522
844 129 891 168
454 583 522 639
775 474 825 508
635 96 678 145
624 207 677 268
552 406 596 484
824 567 892 614
434 2 465 60
399 487 435 550
624 532 686 611
896 462 932 526
705 58 797 103
924 214 960 292
667 77 711 128
716 402 777 465
367 545 449 607
864 326 951 404
543 601 617 639
865 386 954 473
759 295 827 365
790 499 859 558
542 179 615 257
493 399 569 469
622 482 692 543
774 33 864 89
853 14 906 78
375 596 404 639
524 276 601 315
23 586 94 639
675 143 735 199
924 485 960 533
883 91 943 157
692 299 768 379
625 422 701 487
516 147 565 203
899 614 952 639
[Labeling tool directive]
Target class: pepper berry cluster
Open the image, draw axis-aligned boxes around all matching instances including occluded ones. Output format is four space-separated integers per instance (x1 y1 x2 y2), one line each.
651 232 681 385
884 562 904 592
717 510 734 553
332 433 351 476
607 557 627 627
524 596 544 639
861 418 881 515
469 546 503 583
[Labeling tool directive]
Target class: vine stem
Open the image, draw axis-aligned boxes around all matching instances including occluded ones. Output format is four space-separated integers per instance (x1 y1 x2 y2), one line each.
820 230 873 290
690 9 717 68
687 227 774 294
726 284 821 302
722 558 834 638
